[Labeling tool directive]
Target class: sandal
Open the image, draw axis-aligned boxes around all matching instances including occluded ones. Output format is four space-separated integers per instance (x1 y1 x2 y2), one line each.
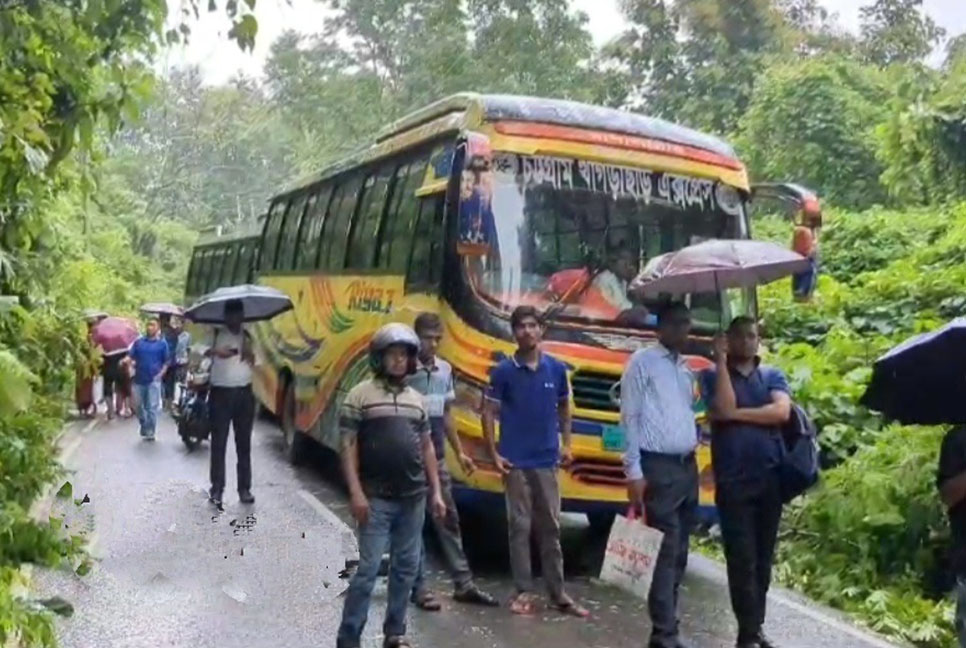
509 592 537 616
553 598 590 619
383 636 412 648
454 584 499 607
411 591 442 612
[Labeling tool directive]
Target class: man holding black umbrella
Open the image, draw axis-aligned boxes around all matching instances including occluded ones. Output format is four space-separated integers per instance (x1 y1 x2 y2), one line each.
205 299 256 507
938 425 966 647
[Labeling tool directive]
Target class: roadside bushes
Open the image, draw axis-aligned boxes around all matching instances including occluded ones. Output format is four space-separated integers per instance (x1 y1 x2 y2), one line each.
750 206 966 646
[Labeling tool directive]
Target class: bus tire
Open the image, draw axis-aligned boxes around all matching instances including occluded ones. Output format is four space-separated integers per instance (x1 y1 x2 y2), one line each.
281 382 308 466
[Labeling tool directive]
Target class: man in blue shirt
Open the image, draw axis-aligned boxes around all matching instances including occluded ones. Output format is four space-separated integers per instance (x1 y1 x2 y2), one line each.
704 317 791 648
482 305 588 618
129 318 169 440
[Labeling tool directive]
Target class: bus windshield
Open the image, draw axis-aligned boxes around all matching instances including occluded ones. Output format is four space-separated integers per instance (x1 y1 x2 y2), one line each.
463 152 754 332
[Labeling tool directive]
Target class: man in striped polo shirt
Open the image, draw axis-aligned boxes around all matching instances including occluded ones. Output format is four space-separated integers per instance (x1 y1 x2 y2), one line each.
337 323 446 648
407 313 498 611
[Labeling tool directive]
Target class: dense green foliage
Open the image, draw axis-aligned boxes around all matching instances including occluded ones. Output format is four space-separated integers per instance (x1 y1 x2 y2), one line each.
1 0 965 645
737 57 891 208
0 1 260 644
749 207 966 646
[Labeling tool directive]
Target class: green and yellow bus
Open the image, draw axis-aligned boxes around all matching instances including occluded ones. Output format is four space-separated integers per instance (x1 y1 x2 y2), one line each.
185 93 817 525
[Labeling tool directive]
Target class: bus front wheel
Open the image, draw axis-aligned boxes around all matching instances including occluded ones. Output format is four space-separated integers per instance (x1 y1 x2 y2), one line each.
281 383 308 465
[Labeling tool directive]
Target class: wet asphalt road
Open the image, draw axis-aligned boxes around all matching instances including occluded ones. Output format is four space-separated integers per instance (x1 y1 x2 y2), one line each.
33 415 903 648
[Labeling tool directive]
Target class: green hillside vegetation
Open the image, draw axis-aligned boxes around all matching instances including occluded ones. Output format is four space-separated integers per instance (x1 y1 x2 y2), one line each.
750 207 966 645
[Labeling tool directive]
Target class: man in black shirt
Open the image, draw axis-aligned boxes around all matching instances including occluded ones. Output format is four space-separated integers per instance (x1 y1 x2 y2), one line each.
938 425 966 648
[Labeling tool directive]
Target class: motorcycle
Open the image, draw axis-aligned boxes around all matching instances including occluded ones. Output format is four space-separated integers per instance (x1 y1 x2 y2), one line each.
175 357 212 451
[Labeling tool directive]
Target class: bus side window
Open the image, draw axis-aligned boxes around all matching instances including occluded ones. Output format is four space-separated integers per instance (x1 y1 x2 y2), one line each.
322 174 362 271
427 194 446 285
234 243 251 285
206 248 220 291
276 195 307 271
406 194 444 290
195 250 208 293
259 201 286 272
202 248 217 293
186 250 201 299
210 246 228 291
347 166 393 269
318 182 346 270
382 157 428 273
220 243 239 287
298 185 333 270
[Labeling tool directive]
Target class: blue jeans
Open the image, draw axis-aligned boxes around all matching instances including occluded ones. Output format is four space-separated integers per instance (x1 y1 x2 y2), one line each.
957 577 966 648
134 381 161 437
337 496 425 648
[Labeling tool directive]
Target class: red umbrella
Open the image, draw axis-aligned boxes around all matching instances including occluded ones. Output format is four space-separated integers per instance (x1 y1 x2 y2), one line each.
630 239 811 297
91 317 139 355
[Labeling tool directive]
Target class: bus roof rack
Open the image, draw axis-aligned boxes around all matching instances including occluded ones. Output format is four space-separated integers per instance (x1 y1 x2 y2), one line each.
376 93 737 159
195 223 261 247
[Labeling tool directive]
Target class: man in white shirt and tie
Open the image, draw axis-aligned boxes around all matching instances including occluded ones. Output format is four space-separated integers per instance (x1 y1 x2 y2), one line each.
621 302 698 648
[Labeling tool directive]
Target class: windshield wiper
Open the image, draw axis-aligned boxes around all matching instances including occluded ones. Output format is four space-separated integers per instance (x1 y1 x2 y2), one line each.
541 240 606 326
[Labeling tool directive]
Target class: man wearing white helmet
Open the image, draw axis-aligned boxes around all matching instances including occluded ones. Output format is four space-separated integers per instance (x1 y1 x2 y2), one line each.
337 323 447 648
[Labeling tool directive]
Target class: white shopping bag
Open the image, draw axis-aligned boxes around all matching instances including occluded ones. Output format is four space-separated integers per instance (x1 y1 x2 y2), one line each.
599 510 664 600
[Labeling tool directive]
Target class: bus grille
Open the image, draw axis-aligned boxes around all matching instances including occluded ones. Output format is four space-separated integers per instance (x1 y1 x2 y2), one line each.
570 460 626 486
571 370 620 412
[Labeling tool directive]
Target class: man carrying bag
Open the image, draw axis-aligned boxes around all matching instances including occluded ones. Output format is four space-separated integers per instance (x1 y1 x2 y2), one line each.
620 302 698 648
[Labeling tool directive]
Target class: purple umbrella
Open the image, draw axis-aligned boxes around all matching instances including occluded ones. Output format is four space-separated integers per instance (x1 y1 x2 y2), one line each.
630 239 812 297
91 317 139 355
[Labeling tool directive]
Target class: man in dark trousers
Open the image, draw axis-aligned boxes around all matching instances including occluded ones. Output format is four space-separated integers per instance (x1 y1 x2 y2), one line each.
704 317 791 648
205 299 256 507
160 313 180 411
621 302 698 648
938 424 966 647
407 312 498 610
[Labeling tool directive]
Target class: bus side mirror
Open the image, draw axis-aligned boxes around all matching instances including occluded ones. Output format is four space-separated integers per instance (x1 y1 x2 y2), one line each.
749 183 822 228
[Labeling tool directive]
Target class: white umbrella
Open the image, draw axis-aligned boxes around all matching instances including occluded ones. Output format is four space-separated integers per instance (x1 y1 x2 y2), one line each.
185 284 293 324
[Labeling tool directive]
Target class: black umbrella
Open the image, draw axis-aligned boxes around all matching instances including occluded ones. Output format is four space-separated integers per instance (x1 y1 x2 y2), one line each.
185 284 293 325
860 318 966 425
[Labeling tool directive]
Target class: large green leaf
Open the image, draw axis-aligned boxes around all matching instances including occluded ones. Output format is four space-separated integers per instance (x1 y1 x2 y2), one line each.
0 349 38 414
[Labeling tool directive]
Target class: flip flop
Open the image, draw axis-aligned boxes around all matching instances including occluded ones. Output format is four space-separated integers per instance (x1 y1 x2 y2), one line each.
509 592 537 616
412 591 442 612
553 599 590 619
453 585 499 607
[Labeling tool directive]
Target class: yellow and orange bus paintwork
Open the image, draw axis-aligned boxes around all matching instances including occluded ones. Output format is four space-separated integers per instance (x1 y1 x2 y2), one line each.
237 94 748 518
